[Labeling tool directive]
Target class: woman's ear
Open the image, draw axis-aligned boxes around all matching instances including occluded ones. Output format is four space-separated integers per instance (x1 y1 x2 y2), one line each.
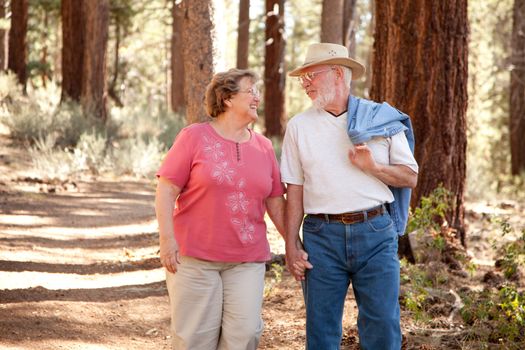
224 99 232 108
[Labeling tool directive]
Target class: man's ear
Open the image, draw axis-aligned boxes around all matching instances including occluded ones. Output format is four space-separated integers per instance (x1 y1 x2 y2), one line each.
334 66 344 80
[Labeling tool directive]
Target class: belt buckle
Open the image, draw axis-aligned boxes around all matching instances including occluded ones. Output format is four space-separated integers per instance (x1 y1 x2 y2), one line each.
341 214 354 225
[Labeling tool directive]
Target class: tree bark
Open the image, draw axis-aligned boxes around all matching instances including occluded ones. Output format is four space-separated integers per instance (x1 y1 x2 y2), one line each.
181 0 216 123
510 0 525 175
371 0 469 247
321 0 343 44
0 0 7 71
80 0 109 121
61 0 84 102
108 20 123 108
264 0 286 138
8 0 28 89
170 0 185 113
237 0 250 69
343 0 357 55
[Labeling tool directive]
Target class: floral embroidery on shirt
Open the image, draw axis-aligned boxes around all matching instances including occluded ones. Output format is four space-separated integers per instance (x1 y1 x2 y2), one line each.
202 128 255 243
226 192 249 214
211 161 235 185
236 178 246 190
231 218 255 243
203 135 225 161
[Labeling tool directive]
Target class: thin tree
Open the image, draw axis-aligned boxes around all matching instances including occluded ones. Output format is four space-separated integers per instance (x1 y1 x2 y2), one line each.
181 0 216 123
0 0 7 71
8 0 28 89
321 0 343 44
342 0 357 53
171 0 185 113
371 1 469 251
264 0 286 138
237 0 250 69
80 0 109 121
61 0 84 102
510 0 525 175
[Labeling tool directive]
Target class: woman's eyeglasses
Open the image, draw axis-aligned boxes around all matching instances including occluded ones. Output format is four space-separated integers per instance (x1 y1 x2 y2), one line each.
238 88 260 98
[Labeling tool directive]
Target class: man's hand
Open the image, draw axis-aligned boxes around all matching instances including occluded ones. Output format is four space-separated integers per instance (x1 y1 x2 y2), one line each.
348 143 418 188
286 240 313 281
348 143 378 173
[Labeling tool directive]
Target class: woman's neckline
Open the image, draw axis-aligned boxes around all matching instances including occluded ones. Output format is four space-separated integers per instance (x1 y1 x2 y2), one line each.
207 122 253 144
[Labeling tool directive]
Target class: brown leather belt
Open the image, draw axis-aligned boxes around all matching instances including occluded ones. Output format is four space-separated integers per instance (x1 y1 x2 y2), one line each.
308 206 385 225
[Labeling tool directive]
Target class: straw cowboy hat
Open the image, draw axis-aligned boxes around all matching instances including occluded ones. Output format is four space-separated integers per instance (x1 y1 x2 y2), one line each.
288 43 366 80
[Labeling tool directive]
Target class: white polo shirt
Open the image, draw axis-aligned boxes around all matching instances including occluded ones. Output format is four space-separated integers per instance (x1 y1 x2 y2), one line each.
280 106 418 214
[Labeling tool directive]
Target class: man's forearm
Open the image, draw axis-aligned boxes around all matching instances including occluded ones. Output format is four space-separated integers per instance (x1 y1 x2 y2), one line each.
370 164 418 188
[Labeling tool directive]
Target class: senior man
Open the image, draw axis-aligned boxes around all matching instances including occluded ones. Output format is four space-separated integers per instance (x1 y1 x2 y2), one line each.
281 42 419 349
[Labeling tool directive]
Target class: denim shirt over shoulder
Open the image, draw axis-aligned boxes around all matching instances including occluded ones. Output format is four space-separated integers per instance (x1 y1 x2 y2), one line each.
346 95 415 236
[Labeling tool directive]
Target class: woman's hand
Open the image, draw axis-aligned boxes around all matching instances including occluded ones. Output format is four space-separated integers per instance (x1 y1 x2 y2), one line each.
160 239 180 274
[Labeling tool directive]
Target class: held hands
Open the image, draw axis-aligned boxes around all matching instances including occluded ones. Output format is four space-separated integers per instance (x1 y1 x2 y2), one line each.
160 240 180 274
286 240 313 281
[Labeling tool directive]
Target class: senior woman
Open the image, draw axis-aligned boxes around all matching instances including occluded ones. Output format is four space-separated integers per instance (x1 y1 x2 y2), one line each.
155 68 285 350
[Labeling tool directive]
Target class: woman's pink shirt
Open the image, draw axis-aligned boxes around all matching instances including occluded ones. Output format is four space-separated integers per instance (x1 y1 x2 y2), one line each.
157 123 285 262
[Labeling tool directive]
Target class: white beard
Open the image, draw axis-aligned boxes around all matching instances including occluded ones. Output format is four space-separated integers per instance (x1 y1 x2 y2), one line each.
312 82 336 110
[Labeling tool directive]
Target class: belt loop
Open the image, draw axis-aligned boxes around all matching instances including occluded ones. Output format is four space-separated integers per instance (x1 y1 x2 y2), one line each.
323 214 330 223
363 209 368 221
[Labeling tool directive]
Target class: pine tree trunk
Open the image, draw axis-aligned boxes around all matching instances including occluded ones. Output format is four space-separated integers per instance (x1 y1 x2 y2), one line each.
170 0 185 113
371 0 469 247
61 0 84 102
321 0 343 44
80 0 109 121
236 0 250 69
181 0 216 123
0 0 7 71
264 0 286 138
8 0 28 89
343 0 357 54
510 0 525 175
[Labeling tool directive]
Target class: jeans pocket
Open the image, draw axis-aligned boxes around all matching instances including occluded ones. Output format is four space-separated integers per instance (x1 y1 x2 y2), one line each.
302 217 324 233
366 214 394 233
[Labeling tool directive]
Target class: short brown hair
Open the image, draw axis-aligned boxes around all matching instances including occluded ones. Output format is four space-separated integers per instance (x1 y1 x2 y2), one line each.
205 68 258 118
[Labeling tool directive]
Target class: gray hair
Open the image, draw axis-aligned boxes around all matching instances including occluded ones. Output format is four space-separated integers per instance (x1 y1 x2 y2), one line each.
341 66 352 87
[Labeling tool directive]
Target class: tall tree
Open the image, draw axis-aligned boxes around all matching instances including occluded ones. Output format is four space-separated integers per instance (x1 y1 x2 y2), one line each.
171 0 185 113
61 0 84 101
371 1 469 247
80 0 109 121
321 0 343 44
510 0 525 175
0 0 7 71
264 0 286 138
237 0 250 69
181 0 216 123
8 0 28 89
342 0 357 54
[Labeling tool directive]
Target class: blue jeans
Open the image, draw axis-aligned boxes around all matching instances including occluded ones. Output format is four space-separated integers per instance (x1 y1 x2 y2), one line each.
302 210 401 350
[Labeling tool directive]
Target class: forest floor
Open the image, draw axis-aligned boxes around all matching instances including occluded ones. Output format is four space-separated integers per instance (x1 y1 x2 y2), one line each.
0 127 524 350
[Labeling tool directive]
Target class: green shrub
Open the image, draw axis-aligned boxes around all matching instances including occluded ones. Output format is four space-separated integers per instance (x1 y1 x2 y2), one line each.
460 286 525 344
406 184 453 234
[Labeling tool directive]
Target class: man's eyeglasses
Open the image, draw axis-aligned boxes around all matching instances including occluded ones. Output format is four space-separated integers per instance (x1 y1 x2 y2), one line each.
298 68 333 84
238 87 260 98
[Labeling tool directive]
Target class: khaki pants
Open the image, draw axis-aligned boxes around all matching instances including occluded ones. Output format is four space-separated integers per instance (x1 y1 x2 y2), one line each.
165 256 265 350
